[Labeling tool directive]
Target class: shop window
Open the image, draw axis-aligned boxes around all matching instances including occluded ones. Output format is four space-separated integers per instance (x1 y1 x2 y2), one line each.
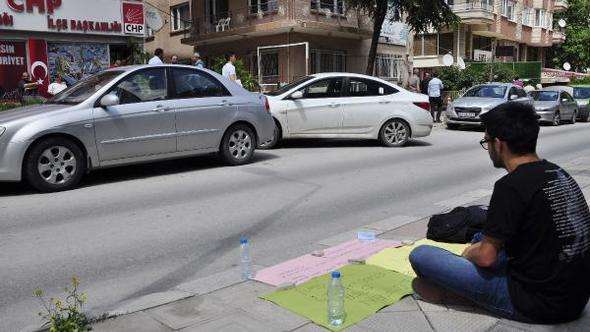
311 0 345 15
249 0 278 14
310 50 346 73
171 3 191 32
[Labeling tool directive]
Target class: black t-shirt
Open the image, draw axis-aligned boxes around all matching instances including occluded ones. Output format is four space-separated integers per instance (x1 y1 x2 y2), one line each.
484 160 590 324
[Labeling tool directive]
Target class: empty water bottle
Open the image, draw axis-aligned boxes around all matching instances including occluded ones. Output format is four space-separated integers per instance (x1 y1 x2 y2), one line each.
327 271 345 327
240 237 252 280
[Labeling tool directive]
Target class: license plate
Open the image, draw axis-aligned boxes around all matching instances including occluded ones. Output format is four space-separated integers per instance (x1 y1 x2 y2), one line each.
458 112 476 118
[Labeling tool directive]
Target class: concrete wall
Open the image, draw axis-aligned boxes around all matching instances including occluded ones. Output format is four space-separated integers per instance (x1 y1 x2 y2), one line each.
145 0 195 62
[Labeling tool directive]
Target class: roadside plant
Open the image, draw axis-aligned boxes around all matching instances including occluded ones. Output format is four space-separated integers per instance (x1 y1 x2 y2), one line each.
33 276 91 332
211 56 259 92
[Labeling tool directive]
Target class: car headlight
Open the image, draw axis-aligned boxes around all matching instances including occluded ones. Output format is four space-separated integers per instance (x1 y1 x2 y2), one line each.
0 126 5 137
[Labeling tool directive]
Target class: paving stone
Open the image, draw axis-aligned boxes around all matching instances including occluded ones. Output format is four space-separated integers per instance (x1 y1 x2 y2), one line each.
292 322 330 331
145 295 229 330
497 303 590 332
487 322 529 332
175 265 264 296
379 218 429 241
210 281 310 331
179 309 279 331
93 311 171 332
425 311 499 332
318 229 385 247
416 299 448 312
109 290 193 316
356 311 433 332
364 215 420 232
435 189 492 209
379 295 420 313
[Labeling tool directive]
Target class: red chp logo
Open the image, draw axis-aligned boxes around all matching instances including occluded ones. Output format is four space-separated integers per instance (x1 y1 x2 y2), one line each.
7 0 61 14
122 2 144 35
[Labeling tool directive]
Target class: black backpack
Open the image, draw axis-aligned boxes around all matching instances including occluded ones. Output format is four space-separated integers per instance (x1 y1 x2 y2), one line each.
427 205 488 244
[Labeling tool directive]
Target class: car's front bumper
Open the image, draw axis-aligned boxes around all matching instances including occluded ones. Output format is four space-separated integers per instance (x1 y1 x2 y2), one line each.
446 117 483 126
0 141 27 182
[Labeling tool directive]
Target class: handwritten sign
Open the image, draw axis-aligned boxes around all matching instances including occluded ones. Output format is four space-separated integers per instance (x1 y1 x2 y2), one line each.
253 239 401 286
261 264 414 331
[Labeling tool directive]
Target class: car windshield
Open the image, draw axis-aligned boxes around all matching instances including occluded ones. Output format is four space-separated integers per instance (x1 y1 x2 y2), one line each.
573 87 590 99
47 71 124 105
265 76 314 96
530 91 559 101
463 85 507 99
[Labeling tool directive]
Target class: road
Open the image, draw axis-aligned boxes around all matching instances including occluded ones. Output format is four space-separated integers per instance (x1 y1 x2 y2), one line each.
1 123 590 331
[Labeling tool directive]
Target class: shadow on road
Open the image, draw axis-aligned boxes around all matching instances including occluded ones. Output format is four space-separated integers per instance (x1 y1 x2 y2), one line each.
0 152 279 196
276 139 432 149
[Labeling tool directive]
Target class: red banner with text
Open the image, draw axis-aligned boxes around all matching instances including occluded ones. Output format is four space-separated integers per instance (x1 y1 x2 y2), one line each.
0 40 27 99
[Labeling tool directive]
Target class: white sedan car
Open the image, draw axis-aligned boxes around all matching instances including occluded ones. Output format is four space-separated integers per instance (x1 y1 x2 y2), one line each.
263 73 433 148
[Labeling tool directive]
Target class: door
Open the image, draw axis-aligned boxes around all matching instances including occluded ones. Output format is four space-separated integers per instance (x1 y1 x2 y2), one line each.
285 77 344 134
93 67 176 162
560 92 576 118
340 77 399 134
170 67 237 151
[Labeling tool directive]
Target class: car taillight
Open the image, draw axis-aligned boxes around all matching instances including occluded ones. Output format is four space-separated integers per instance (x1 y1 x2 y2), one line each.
264 97 270 113
414 102 430 111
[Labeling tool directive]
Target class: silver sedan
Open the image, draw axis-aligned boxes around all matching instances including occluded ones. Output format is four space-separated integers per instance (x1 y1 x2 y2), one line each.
530 90 579 125
0 65 275 192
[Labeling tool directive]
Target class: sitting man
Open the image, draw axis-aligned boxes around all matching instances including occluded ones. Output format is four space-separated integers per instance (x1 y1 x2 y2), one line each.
409 102 590 324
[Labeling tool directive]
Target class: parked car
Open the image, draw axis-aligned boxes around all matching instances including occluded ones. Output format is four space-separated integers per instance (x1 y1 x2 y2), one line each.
544 85 590 122
0 65 275 192
262 73 433 148
529 90 579 125
445 83 532 129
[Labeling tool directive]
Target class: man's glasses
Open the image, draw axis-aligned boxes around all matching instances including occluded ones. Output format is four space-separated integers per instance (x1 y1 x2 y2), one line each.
480 138 492 150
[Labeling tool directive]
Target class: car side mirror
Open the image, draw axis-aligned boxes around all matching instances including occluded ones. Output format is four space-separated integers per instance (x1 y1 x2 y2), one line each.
291 91 304 100
561 98 568 102
100 94 119 107
510 94 518 100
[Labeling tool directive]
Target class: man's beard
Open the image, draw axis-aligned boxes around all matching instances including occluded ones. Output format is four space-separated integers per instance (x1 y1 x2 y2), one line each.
489 148 505 169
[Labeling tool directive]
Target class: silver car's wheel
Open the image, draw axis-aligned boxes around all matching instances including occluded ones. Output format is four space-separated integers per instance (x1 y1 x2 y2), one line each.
24 137 86 192
37 146 77 185
220 124 256 165
380 119 410 147
571 111 577 124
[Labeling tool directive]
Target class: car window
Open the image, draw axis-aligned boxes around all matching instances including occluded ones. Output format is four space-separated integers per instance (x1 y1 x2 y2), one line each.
111 68 167 105
530 91 558 101
573 87 590 99
300 78 343 99
561 92 574 102
345 78 397 97
463 85 506 98
267 76 313 96
172 68 230 98
517 88 527 98
509 87 519 98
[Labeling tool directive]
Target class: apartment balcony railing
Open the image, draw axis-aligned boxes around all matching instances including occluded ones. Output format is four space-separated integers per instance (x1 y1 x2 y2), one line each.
449 1 495 24
553 0 569 13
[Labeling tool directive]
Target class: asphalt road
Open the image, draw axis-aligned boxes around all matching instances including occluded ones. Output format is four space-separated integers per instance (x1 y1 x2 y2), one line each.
2 123 590 331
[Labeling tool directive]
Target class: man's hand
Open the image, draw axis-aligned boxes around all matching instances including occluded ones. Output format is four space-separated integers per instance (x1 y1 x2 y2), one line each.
462 235 503 268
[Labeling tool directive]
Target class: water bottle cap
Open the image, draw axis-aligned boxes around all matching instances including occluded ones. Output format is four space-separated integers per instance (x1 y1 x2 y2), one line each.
240 237 248 244
331 271 341 279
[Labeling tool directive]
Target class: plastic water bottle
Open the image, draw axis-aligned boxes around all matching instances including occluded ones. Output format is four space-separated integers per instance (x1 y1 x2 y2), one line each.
327 271 345 327
240 237 252 280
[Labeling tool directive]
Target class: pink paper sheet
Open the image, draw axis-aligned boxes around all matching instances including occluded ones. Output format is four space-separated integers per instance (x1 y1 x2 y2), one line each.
253 239 401 286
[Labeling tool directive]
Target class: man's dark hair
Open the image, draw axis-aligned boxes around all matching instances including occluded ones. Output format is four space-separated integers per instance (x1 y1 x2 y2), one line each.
480 102 540 155
432 71 438 78
154 48 163 57
225 51 236 61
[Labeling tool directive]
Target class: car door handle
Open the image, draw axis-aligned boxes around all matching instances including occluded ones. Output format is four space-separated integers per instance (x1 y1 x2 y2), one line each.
152 105 170 112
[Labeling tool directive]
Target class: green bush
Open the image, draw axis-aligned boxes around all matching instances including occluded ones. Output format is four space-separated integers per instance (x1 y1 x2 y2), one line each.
0 98 44 112
211 57 259 92
438 63 518 92
572 76 590 85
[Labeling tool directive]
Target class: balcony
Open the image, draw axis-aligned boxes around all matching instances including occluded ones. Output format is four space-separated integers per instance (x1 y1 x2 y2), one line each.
552 30 566 44
449 1 495 24
553 0 568 12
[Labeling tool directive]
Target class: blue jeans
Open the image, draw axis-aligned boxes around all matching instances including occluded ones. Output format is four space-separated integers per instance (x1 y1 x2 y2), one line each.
409 233 524 321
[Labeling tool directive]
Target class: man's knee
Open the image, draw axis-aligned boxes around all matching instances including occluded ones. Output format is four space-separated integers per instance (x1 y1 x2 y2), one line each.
409 245 437 274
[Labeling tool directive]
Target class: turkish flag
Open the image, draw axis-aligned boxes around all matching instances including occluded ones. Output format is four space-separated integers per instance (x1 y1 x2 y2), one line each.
27 39 50 98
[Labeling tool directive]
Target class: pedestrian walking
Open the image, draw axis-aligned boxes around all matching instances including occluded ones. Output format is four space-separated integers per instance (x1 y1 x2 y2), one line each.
409 69 421 93
410 102 590 325
420 72 431 95
148 48 164 65
47 74 67 96
428 72 444 122
222 52 240 85
192 52 205 69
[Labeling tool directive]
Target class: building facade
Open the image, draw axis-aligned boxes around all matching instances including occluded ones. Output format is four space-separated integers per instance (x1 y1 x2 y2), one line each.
145 0 196 61
0 0 145 98
413 0 568 70
179 0 412 89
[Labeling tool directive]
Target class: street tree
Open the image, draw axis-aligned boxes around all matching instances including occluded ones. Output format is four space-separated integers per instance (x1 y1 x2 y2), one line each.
345 0 459 75
549 0 590 72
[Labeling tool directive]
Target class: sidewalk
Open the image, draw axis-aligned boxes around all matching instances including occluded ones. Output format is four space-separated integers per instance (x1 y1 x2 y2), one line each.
92 163 590 332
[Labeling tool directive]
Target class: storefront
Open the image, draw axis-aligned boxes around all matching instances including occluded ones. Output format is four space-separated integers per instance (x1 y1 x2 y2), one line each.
0 0 145 98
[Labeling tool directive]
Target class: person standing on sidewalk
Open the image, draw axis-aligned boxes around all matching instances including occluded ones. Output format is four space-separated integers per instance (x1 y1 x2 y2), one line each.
222 52 240 85
409 69 421 93
420 72 431 95
428 72 444 122
409 102 590 324
148 48 164 65
192 52 205 69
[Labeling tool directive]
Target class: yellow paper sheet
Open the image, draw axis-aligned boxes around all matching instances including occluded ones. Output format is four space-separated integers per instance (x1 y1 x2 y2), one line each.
365 239 468 277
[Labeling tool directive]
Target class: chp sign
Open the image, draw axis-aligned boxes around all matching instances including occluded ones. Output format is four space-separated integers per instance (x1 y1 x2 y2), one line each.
122 1 144 35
